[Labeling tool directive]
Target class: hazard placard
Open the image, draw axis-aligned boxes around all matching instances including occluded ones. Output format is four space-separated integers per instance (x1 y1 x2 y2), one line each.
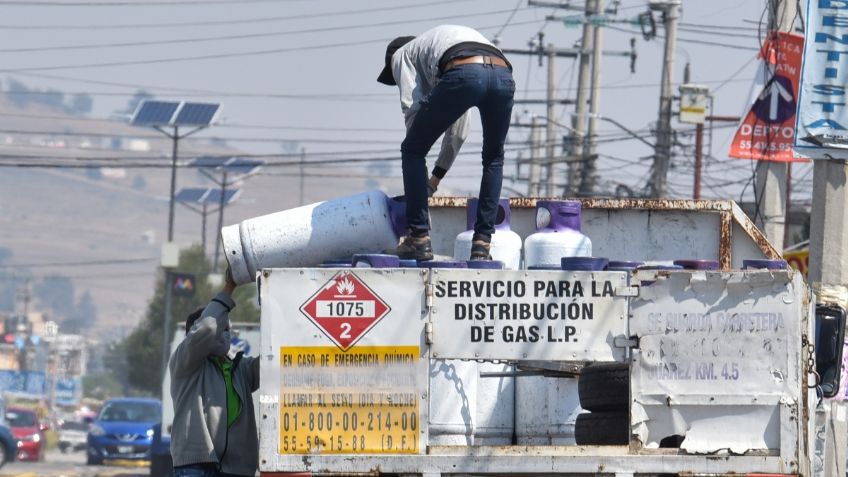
729 31 807 162
300 271 391 351
259 268 428 457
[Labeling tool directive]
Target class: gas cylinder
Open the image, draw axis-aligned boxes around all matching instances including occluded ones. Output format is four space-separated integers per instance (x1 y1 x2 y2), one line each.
222 190 406 284
454 198 522 269
523 200 591 268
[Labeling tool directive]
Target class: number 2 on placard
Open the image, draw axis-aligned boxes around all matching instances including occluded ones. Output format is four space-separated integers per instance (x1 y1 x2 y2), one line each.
340 322 351 339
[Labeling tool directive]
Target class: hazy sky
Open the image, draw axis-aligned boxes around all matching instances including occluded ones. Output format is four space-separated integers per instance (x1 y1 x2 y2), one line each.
0 0 797 202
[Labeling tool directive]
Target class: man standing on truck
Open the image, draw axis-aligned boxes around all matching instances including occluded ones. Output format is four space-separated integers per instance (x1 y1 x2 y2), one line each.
377 24 515 261
169 268 259 477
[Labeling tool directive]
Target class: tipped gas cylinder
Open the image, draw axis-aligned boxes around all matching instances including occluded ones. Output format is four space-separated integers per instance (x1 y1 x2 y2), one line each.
222 190 407 284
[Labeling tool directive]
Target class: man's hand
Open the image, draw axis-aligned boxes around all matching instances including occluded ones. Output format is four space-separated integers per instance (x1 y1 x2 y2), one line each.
428 176 441 197
223 266 237 295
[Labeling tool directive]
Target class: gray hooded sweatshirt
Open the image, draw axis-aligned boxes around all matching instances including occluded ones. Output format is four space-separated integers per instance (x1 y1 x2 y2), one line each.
169 292 260 476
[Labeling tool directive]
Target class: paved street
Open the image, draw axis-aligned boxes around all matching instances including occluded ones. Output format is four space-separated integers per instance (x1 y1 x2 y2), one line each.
0 449 147 477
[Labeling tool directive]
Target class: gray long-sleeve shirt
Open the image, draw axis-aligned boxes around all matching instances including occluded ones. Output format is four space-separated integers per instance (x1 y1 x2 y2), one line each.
391 25 503 174
169 292 260 476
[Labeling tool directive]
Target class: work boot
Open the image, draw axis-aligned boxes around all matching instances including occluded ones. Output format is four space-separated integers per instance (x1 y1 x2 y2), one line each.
390 235 434 261
469 239 492 261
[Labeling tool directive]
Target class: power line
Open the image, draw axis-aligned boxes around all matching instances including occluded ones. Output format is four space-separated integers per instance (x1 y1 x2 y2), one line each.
679 21 759 32
0 8 527 54
0 19 544 73
0 257 156 269
0 0 475 30
0 0 299 6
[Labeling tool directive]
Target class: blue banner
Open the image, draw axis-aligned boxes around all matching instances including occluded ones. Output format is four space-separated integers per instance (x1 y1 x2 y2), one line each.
53 377 80 406
0 370 47 397
795 0 848 157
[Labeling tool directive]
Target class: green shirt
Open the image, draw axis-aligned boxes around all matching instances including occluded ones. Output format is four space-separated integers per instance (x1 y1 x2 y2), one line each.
212 356 242 427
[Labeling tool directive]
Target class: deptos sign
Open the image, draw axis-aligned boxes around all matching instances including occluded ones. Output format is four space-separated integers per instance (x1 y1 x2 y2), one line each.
429 270 629 361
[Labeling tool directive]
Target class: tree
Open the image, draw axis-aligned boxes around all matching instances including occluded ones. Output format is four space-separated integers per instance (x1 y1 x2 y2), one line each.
118 245 259 395
6 79 30 108
66 93 93 116
119 90 153 116
34 275 75 319
0 248 11 265
65 291 97 334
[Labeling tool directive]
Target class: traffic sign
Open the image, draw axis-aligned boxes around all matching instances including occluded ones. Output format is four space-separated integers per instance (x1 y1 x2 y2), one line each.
300 271 391 351
752 75 794 124
171 272 196 298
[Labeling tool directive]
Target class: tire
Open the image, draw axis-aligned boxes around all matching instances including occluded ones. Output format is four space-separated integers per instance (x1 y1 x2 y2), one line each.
578 362 629 412
0 442 7 468
86 453 102 466
59 443 68 453
575 412 629 445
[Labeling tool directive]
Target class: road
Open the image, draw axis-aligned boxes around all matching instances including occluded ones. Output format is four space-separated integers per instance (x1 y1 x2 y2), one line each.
0 449 147 477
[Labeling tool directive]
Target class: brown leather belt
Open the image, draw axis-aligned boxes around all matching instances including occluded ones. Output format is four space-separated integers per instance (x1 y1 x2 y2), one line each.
442 55 509 73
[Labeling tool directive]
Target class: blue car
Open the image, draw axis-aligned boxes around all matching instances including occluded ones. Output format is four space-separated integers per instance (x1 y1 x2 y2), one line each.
86 397 162 465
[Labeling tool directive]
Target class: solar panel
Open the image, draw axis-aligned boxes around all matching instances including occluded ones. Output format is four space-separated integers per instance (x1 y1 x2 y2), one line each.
175 188 211 203
174 102 221 126
206 188 240 205
225 158 264 175
190 156 234 169
175 187 240 205
131 100 180 126
189 156 263 175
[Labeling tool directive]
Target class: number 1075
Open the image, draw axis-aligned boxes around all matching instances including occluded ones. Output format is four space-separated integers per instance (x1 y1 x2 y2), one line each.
316 300 374 318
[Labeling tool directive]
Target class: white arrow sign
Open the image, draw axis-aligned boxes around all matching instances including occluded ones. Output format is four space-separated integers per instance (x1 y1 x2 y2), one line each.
758 79 793 121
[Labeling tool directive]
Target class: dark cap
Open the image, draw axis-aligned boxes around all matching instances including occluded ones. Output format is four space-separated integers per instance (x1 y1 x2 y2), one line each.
377 36 415 86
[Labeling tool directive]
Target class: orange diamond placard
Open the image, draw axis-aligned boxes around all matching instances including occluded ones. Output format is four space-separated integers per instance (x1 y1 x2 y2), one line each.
300 271 391 351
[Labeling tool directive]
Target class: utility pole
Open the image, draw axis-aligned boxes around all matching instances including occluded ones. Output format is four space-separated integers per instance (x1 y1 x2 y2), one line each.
692 115 740 199
579 0 604 196
529 116 543 196
299 147 306 206
568 0 596 195
545 47 556 196
754 0 795 248
648 0 680 198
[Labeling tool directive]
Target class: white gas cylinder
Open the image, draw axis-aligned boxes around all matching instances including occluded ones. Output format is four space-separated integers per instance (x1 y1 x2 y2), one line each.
453 198 522 269
221 190 406 284
523 200 592 268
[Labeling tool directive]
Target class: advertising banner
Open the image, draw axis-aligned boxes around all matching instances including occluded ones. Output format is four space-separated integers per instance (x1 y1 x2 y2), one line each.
795 0 848 158
730 31 806 162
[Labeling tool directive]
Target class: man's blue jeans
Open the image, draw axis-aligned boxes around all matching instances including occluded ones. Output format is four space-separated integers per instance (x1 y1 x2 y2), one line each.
401 62 515 240
174 463 248 477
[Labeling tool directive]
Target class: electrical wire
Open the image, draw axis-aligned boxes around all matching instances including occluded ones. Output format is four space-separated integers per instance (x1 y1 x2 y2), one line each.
0 8 528 54
0 0 477 30
0 19 544 73
0 257 156 269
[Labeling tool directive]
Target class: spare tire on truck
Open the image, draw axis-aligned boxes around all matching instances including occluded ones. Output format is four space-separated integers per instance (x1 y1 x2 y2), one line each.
578 362 629 412
574 412 629 445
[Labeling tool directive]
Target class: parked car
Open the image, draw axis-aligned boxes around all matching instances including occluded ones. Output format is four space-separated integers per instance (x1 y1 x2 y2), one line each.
6 407 44 462
86 398 161 465
0 425 15 468
58 419 89 453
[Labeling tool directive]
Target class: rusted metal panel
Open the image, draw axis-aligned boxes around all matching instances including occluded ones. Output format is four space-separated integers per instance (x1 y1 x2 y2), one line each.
731 202 781 259
630 270 805 467
425 197 778 265
719 211 733 270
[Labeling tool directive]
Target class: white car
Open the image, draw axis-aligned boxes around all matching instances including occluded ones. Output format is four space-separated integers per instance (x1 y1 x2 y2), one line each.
57 420 88 453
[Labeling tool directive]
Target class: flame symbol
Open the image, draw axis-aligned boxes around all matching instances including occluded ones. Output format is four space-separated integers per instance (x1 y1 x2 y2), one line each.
336 277 355 295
